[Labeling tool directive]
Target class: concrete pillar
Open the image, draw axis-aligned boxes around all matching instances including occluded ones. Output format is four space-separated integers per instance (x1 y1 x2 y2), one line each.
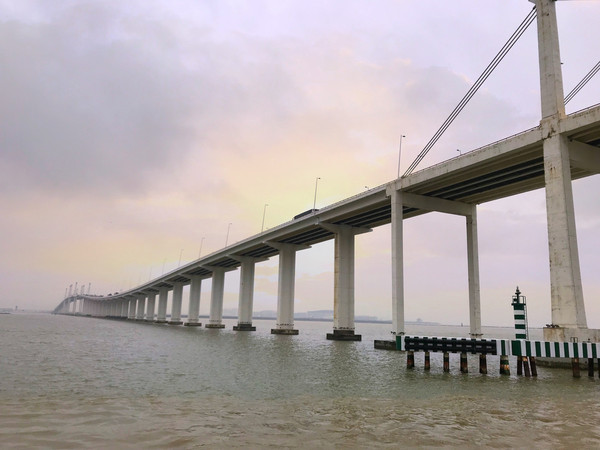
544 133 587 329
156 287 169 323
466 206 482 337
533 0 588 336
206 268 226 328
136 295 146 320
390 188 405 336
266 242 308 335
169 282 184 325
320 223 370 341
233 257 260 331
127 297 136 319
146 292 156 322
120 299 128 318
532 0 565 120
185 276 202 326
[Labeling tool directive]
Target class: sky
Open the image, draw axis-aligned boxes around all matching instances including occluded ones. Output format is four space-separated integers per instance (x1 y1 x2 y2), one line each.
1 0 599 328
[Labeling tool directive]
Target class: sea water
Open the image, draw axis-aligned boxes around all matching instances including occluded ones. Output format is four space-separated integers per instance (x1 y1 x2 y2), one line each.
1 313 599 448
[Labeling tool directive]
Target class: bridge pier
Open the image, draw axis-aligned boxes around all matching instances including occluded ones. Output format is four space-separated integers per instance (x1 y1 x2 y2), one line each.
120 299 128 318
146 293 156 322
266 242 309 335
127 297 136 320
387 185 482 338
232 257 261 331
169 282 184 325
155 287 169 323
205 267 226 328
320 223 371 341
390 188 405 336
136 295 146 321
532 0 598 342
185 275 203 326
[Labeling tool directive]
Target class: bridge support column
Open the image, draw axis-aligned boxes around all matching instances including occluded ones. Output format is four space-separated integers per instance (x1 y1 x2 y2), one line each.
466 207 482 337
146 293 156 322
390 187 405 336
185 276 203 326
265 242 310 335
156 287 169 323
120 299 128 318
136 295 146 320
231 256 266 331
533 0 592 341
127 297 136 320
169 282 184 325
320 224 371 341
206 268 226 328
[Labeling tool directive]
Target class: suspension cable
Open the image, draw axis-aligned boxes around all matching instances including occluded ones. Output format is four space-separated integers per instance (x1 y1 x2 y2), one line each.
565 60 600 105
403 7 537 177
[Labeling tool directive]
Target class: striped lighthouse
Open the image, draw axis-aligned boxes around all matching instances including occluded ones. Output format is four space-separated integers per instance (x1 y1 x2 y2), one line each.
511 286 536 376
511 286 527 339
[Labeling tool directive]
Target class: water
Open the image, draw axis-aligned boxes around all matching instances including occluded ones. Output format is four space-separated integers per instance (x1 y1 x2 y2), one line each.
1 314 599 448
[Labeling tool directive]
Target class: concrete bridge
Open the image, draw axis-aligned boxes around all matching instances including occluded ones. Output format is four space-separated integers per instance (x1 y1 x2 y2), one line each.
54 0 600 343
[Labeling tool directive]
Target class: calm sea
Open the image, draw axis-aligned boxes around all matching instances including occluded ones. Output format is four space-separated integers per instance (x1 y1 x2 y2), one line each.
1 313 599 448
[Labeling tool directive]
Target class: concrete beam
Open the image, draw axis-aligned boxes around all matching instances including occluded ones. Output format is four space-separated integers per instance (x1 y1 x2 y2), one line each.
569 140 600 173
401 192 473 216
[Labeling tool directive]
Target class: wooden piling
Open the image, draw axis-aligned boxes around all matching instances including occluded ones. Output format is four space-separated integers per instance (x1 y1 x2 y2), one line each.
443 352 450 373
517 356 523 376
500 355 510 375
424 351 430 371
407 351 414 369
479 353 487 374
530 356 537 377
572 358 580 378
588 358 594 377
522 357 531 377
460 352 468 373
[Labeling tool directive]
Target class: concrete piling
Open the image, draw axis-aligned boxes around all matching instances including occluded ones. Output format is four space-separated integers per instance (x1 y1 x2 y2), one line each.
407 351 414 369
479 353 487 374
522 357 531 377
500 355 510 375
460 353 468 373
530 357 537 377
572 358 580 378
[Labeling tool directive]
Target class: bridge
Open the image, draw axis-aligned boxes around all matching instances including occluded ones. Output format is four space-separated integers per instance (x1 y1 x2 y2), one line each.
54 0 600 344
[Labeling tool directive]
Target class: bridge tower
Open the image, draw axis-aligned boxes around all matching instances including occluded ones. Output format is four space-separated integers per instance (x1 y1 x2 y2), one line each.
532 0 595 341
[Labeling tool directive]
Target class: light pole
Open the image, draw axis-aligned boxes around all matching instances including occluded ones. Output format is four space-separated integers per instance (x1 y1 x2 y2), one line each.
397 134 406 178
178 248 184 267
261 204 269 232
198 237 205 258
225 223 232 247
313 177 321 211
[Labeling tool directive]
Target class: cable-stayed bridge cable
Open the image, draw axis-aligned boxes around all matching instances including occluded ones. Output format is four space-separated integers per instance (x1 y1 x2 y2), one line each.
403 7 537 177
565 60 600 105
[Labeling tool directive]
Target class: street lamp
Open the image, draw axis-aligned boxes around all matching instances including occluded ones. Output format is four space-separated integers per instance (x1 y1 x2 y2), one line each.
261 204 269 232
198 237 205 258
313 177 321 210
225 223 232 247
397 134 406 178
178 248 184 267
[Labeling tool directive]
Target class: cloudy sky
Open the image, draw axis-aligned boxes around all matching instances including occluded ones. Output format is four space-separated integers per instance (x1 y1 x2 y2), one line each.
1 0 599 328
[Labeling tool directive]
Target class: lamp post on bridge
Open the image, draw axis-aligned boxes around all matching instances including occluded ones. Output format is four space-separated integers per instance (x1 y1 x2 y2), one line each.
261 204 269 232
225 223 232 247
397 134 405 178
198 237 205 258
313 177 321 211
